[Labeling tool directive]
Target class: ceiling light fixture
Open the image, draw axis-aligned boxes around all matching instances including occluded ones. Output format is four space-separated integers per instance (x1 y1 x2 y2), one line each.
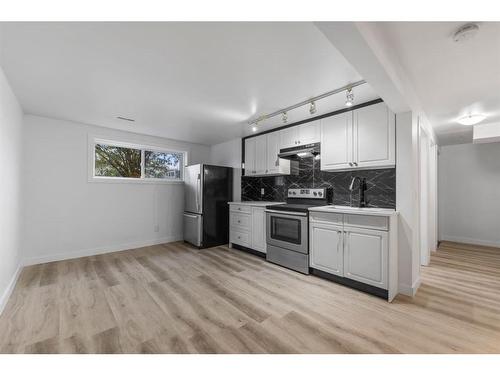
309 101 317 115
251 125 258 132
457 114 486 126
345 87 354 107
282 112 288 124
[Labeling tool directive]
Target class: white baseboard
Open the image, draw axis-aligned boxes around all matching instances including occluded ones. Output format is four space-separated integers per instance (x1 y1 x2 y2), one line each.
23 235 183 266
440 235 500 249
398 277 421 297
0 263 22 316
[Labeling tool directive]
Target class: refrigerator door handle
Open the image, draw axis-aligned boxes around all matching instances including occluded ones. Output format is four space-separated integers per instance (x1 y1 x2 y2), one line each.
183 213 199 219
196 173 201 212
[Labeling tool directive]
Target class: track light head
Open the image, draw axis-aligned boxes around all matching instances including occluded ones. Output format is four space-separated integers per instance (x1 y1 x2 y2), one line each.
309 101 316 115
345 88 354 107
282 112 288 124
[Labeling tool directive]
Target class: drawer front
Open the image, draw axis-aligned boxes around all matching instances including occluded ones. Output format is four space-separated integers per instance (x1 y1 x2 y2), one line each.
230 212 251 230
344 214 388 231
230 228 251 247
230 204 252 214
309 211 344 225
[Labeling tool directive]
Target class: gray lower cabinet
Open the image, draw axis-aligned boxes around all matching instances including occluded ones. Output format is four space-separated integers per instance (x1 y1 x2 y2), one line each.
309 212 395 298
343 227 388 290
310 222 344 277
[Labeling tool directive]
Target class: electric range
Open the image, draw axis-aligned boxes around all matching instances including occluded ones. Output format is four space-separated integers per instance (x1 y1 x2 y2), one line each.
265 188 331 274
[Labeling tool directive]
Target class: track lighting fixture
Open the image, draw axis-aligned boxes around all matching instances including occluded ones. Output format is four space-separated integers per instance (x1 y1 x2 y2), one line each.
309 101 316 115
345 87 354 107
282 112 288 124
247 80 366 128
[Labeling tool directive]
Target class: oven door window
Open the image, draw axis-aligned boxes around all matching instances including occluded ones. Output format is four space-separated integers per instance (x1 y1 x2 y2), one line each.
270 216 302 244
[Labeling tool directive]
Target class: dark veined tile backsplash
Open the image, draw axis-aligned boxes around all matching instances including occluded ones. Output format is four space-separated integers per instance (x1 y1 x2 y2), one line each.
241 157 396 208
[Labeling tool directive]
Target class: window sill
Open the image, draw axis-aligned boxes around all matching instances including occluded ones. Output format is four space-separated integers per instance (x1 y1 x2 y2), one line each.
88 176 184 185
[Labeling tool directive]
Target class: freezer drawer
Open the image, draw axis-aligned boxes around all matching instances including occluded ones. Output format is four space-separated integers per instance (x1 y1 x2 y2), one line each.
183 212 202 247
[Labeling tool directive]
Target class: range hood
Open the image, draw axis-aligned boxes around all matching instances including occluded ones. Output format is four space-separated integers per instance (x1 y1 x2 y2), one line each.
278 142 320 160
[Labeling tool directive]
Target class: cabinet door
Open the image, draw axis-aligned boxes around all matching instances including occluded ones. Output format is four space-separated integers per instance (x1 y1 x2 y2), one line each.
244 138 256 176
343 227 388 289
354 102 395 168
254 135 267 175
279 127 298 149
297 120 320 145
251 207 266 253
266 132 280 174
320 112 353 171
310 223 344 276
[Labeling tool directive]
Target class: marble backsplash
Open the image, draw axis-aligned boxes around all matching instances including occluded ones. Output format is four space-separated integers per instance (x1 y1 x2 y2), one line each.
241 157 396 208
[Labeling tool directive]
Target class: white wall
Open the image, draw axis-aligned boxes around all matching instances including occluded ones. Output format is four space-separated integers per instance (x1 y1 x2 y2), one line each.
396 111 420 295
0 66 24 312
210 138 242 201
22 115 210 265
439 143 500 248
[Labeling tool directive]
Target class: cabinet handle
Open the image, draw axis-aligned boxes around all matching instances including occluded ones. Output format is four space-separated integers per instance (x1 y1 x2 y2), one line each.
265 169 268 173
353 162 358 166
298 141 301 144
349 162 353 166
237 220 241 223
238 207 241 211
275 159 279 166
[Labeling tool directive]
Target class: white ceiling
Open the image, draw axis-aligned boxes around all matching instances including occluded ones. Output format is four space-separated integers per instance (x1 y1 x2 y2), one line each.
0 22 378 145
378 22 500 145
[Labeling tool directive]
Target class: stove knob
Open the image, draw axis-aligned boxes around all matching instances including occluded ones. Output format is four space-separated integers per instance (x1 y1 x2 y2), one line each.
318 192 323 197
313 192 317 196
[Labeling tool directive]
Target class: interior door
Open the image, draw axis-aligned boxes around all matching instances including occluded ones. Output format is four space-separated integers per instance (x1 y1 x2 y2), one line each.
320 112 353 170
184 164 202 214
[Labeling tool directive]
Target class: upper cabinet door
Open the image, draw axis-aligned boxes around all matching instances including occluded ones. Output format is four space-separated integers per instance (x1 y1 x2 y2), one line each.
320 112 353 171
354 102 395 168
254 135 267 175
279 127 298 149
297 121 320 145
244 138 256 176
266 132 280 174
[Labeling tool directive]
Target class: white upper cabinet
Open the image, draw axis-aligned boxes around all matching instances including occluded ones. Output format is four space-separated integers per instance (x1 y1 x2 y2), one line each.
266 131 290 175
279 121 320 149
321 102 395 171
245 132 290 177
244 137 256 176
297 121 320 145
254 135 267 175
279 127 298 149
321 112 353 170
354 102 395 168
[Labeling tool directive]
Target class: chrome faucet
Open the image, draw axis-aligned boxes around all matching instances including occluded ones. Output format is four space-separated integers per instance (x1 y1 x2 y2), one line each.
349 176 367 207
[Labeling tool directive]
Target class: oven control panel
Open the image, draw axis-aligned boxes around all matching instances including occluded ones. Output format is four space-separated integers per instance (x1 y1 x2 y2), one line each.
287 188 325 198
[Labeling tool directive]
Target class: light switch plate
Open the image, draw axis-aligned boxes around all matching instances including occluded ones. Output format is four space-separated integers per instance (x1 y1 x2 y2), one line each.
261 188 265 195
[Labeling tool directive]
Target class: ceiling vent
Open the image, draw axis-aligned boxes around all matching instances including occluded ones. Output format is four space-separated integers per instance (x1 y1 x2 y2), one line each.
453 23 479 43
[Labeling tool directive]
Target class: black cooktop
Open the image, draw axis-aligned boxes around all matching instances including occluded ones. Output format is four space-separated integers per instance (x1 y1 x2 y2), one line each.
266 203 326 213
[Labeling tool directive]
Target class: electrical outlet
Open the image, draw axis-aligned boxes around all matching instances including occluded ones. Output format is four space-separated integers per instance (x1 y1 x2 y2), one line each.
154 224 160 232
261 188 265 196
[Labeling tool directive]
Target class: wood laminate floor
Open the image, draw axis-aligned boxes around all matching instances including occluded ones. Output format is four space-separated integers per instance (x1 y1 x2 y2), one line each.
1 240 499 353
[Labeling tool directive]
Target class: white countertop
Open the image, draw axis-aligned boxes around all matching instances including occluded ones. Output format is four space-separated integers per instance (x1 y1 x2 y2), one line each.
228 201 285 207
309 205 398 217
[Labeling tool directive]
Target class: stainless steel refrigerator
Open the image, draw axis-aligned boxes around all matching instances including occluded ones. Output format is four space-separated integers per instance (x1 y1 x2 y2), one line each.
183 164 233 248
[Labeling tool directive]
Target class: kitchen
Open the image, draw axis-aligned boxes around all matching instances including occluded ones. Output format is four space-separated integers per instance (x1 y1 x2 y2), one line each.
1 16 500 361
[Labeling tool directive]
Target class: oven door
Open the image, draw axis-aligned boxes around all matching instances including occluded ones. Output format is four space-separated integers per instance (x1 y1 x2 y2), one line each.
266 210 308 254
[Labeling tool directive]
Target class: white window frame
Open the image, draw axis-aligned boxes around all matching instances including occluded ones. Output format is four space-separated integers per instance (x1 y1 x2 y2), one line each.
88 135 188 184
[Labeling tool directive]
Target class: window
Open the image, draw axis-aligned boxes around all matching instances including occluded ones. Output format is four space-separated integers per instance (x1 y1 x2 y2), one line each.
90 138 186 182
